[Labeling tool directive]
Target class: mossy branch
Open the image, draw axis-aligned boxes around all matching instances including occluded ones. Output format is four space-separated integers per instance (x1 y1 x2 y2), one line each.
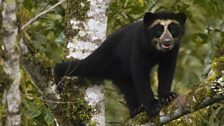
127 75 224 125
159 83 224 125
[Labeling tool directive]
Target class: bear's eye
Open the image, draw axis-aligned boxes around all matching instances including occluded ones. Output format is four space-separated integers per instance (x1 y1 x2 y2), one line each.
153 24 164 38
168 23 180 38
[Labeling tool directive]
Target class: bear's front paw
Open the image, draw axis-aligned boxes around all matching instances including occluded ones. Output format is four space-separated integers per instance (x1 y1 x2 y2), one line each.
146 99 162 117
159 92 177 105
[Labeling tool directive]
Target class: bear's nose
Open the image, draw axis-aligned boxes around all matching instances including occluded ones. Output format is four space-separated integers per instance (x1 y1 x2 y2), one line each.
164 38 171 42
163 38 171 45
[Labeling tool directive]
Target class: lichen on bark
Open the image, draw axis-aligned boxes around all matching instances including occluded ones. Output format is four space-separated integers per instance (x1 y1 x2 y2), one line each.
1 0 21 125
64 0 90 40
61 0 109 125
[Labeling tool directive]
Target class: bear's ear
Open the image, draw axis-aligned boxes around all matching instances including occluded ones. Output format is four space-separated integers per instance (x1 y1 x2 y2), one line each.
143 12 156 26
176 12 186 25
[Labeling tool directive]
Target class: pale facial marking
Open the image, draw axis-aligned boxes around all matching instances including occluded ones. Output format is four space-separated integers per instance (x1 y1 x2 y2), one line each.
150 19 180 51
149 19 179 28
150 19 179 39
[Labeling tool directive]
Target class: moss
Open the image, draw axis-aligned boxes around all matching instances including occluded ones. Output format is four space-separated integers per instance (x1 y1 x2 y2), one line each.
190 86 211 111
163 87 211 126
66 0 90 21
125 112 161 125
195 86 211 100
0 64 12 125
61 0 93 125
172 86 209 114
208 56 224 81
58 78 104 125
165 108 209 126
64 0 90 40
59 78 92 125
161 86 212 125
125 112 149 125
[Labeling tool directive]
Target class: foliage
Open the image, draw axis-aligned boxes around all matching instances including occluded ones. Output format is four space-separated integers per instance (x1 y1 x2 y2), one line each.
106 0 224 125
18 0 66 125
18 0 66 64
21 69 55 126
21 69 92 125
19 1 93 125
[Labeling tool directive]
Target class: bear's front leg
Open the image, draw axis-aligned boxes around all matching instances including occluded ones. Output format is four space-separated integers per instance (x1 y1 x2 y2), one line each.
131 59 162 117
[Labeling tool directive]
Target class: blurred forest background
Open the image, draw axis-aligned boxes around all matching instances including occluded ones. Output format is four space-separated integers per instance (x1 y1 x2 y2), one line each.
106 0 224 125
1 0 224 125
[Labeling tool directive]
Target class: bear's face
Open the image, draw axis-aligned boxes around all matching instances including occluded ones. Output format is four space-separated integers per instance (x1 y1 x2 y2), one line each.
144 12 186 52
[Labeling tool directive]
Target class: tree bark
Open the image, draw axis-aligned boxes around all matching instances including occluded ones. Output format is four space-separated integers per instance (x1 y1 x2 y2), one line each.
65 0 109 125
0 0 21 125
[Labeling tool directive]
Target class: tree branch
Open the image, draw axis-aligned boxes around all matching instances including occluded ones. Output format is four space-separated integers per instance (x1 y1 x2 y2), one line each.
159 88 224 125
127 76 224 125
21 0 65 30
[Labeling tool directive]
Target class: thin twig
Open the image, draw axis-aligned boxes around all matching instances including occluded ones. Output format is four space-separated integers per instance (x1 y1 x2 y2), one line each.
21 0 66 30
24 94 76 104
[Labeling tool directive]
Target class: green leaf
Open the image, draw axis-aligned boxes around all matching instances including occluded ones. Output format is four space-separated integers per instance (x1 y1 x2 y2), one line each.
22 98 43 120
44 109 54 126
25 109 41 120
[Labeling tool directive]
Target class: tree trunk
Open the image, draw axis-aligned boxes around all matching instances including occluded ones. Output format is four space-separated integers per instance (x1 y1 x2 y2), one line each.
65 0 109 125
0 0 21 125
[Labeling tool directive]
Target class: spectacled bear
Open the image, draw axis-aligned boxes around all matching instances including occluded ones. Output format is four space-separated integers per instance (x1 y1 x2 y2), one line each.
54 12 186 118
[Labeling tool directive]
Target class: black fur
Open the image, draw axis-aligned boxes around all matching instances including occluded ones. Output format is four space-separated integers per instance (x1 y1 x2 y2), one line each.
54 12 186 118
